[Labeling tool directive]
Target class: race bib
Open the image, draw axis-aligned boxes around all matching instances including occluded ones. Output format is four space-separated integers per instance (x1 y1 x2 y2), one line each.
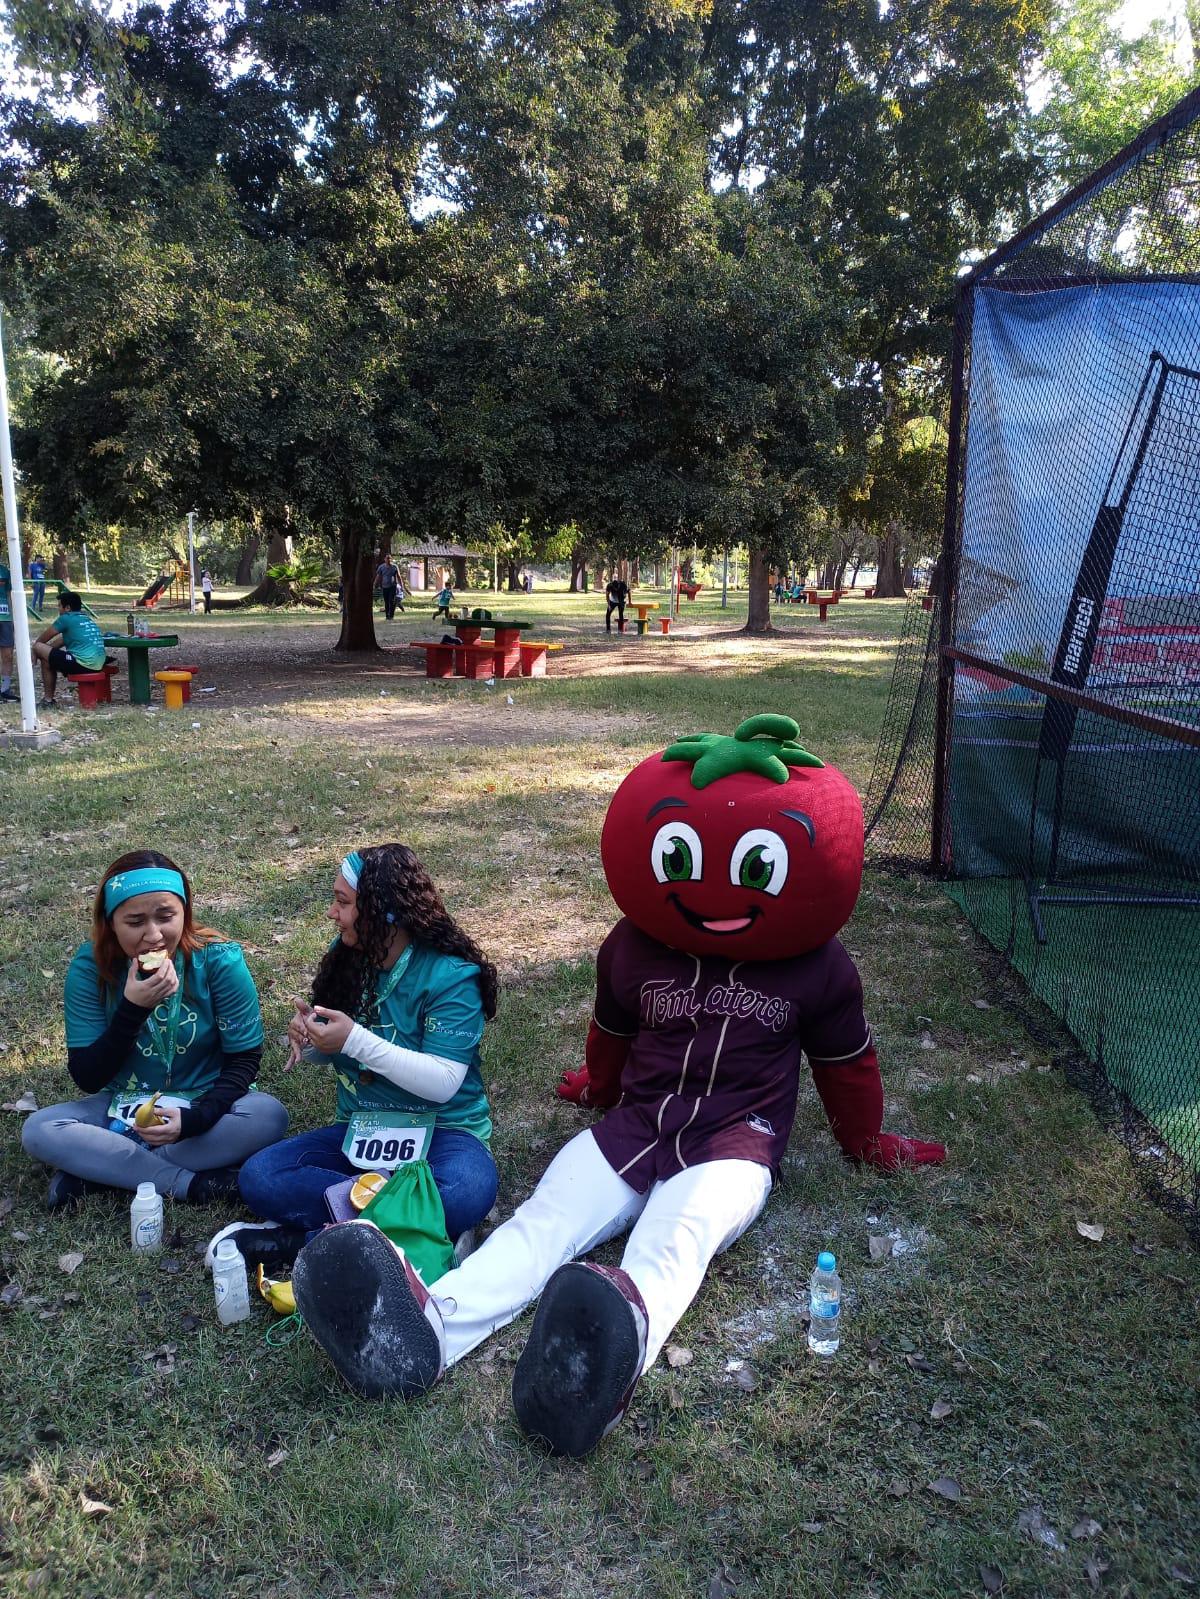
341 1111 434 1172
108 1091 193 1129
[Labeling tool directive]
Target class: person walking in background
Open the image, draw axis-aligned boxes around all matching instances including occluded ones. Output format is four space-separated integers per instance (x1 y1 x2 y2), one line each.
29 553 47 612
432 581 454 622
200 570 213 614
604 576 629 633
375 555 402 621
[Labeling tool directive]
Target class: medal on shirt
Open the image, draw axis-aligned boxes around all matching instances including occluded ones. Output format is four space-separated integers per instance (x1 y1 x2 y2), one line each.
140 952 185 1087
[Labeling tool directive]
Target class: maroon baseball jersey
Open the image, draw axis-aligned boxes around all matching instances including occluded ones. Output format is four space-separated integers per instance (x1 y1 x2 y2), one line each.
590 918 872 1191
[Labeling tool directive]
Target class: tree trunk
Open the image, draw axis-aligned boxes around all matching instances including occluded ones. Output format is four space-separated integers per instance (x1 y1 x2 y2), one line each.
335 529 380 652
217 517 295 607
742 544 776 634
873 521 907 598
234 533 260 585
630 557 640 586
569 546 587 591
505 559 521 592
53 549 70 581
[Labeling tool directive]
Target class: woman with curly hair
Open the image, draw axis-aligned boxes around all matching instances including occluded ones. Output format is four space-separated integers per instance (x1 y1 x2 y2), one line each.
212 844 499 1272
22 850 286 1212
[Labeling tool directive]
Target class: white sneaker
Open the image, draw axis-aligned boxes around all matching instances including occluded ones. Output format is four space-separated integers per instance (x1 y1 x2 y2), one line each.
203 1218 281 1271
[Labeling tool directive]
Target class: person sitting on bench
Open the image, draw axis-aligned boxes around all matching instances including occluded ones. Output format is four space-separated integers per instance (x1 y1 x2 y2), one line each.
605 577 630 633
32 591 107 709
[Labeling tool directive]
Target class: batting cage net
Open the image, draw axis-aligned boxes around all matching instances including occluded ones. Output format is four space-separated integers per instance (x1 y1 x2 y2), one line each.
865 87 1200 1239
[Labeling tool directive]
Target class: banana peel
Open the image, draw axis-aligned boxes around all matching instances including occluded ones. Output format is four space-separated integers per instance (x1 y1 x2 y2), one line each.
133 1091 163 1129
257 1263 296 1316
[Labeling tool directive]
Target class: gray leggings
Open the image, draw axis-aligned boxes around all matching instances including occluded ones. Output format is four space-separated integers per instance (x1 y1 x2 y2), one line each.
22 1090 289 1200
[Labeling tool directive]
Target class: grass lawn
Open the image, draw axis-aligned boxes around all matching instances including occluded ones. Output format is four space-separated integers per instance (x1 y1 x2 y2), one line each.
1 589 1197 1599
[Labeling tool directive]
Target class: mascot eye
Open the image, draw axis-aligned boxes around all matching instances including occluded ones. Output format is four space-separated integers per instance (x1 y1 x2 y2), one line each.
729 829 789 896
651 821 704 884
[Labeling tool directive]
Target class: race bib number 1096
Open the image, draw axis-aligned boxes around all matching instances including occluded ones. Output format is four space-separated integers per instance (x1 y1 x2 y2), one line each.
342 1111 433 1172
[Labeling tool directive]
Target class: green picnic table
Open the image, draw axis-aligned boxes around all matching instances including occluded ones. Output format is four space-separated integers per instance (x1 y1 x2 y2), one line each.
102 634 179 705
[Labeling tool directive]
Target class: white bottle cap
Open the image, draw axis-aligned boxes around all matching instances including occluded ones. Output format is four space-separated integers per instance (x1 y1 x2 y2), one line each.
215 1239 240 1263
136 1182 157 1200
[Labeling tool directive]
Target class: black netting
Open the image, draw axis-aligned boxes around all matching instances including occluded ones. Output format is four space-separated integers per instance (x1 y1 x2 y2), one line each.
867 87 1200 1238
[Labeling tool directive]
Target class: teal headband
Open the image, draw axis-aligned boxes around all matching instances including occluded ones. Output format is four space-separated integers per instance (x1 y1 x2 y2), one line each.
338 849 397 923
104 867 187 916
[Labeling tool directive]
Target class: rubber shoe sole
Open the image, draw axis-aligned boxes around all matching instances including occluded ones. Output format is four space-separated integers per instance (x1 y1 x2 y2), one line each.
511 1262 642 1457
292 1223 441 1399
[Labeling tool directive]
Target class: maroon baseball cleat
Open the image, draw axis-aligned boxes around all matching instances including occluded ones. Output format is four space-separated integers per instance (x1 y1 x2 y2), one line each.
512 1261 649 1457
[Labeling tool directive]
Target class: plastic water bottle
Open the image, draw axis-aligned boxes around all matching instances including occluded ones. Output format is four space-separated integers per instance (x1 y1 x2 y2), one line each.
130 1182 163 1253
807 1250 841 1356
212 1239 251 1325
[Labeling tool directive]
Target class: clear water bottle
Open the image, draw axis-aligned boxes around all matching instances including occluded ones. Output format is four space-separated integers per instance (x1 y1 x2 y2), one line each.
212 1238 251 1325
130 1182 163 1253
807 1250 841 1356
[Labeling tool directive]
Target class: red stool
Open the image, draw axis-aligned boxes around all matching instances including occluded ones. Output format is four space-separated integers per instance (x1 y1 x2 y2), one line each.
175 665 200 703
68 671 113 708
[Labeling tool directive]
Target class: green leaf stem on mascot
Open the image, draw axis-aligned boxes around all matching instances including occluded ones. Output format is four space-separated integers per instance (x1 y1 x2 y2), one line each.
286 714 945 1463
559 713 947 1173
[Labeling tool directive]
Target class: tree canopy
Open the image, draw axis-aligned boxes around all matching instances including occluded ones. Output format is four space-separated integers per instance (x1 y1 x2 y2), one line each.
2 0 1191 636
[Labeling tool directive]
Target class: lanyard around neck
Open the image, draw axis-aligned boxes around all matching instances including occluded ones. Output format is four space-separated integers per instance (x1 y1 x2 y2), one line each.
141 953 185 1082
370 943 413 1017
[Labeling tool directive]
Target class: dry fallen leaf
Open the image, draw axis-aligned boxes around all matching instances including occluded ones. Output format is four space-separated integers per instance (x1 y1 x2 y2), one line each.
930 1397 954 1421
2 1091 38 1113
57 1252 85 1276
972 998 992 1010
868 1234 894 1264
664 1344 693 1369
886 1478 910 1499
1076 1220 1106 1243
707 1565 738 1599
1084 1556 1110 1590
266 1447 289 1470
979 1565 1004 1594
79 1495 112 1516
928 1477 963 1503
1017 1506 1067 1553
1071 1517 1103 1540
797 1521 824 1534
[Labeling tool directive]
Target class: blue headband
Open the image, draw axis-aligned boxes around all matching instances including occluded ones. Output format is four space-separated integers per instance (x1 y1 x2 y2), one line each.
104 867 188 916
338 849 396 923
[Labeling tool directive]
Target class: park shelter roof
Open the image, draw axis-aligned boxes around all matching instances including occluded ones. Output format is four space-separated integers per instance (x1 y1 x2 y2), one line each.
394 540 474 558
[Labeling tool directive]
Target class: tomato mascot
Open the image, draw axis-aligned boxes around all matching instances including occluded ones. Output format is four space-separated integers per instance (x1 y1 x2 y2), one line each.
292 715 945 1457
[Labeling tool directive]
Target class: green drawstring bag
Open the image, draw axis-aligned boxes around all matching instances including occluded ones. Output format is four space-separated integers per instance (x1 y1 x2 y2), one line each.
359 1159 456 1286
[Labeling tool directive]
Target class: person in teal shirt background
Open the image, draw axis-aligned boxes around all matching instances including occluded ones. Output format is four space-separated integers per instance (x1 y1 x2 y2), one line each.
31 590 106 706
215 843 499 1273
22 850 287 1211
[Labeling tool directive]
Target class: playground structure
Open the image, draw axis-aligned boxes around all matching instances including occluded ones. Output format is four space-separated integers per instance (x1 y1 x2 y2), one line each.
864 85 1200 1238
137 561 191 608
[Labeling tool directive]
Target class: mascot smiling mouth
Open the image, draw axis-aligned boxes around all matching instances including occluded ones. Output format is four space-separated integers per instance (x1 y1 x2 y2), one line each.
667 893 762 935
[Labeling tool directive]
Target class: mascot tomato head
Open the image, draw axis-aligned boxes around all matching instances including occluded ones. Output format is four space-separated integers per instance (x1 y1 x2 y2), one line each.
601 715 863 960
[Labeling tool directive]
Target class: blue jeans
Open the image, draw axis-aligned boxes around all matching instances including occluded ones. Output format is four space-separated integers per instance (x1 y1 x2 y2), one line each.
238 1122 498 1241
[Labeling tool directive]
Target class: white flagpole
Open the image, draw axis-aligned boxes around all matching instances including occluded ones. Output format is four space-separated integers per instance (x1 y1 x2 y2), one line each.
187 510 197 613
0 308 41 734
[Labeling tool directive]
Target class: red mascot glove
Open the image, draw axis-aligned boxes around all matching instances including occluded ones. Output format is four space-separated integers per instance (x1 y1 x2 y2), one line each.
813 1049 945 1171
556 1021 630 1110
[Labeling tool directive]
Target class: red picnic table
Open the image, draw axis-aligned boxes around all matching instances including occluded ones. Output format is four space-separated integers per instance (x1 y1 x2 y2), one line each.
452 616 531 678
804 591 840 621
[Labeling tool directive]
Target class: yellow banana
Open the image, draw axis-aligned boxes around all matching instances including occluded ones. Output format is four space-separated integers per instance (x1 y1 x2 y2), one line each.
256 1263 296 1315
133 1091 163 1129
